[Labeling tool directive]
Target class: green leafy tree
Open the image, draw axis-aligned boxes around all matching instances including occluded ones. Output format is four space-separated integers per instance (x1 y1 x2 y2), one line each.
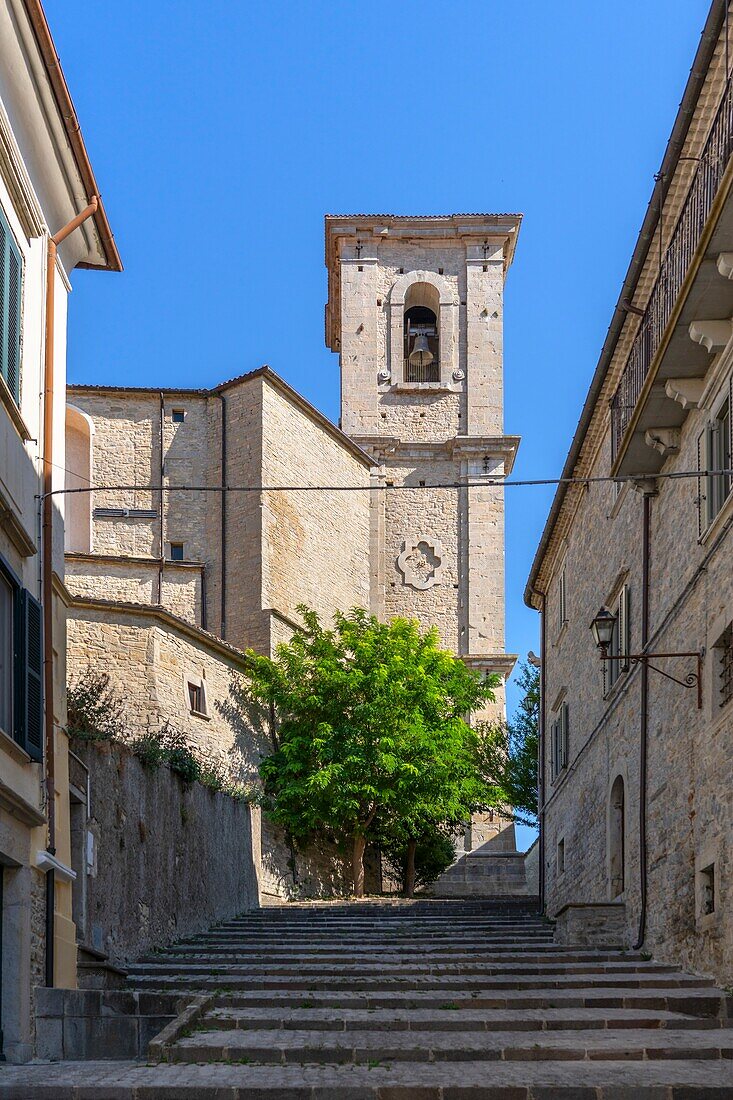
476 659 539 826
379 822 457 895
240 606 493 895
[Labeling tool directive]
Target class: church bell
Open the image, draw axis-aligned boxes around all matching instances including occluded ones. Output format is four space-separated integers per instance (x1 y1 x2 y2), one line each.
409 333 434 366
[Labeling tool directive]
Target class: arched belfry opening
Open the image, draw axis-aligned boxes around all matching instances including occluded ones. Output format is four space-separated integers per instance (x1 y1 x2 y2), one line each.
403 283 440 382
609 775 625 898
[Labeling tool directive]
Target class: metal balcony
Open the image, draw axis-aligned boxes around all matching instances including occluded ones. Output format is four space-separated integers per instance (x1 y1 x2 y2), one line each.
611 75 733 466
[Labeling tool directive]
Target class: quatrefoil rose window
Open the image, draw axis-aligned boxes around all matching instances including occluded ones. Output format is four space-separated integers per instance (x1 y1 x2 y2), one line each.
397 537 446 591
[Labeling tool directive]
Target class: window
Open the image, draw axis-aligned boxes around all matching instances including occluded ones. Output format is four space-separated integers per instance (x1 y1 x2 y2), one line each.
0 207 23 405
187 682 203 714
171 409 185 424
557 837 565 875
169 542 184 562
558 565 567 633
715 624 733 710
186 678 208 717
0 556 43 760
698 381 733 534
0 571 13 738
700 864 715 916
605 584 630 693
551 702 569 780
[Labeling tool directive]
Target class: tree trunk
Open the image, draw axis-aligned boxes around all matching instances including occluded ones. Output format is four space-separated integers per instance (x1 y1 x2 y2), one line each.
352 834 367 897
404 837 417 898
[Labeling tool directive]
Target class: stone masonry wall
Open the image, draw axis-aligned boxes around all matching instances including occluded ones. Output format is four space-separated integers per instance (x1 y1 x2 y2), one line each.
541 396 733 982
71 739 258 963
66 558 202 625
261 379 371 633
382 456 461 652
67 606 263 782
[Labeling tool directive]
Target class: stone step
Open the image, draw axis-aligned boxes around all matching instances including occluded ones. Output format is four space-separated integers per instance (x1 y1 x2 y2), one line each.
133 957 681 977
203 1004 725 1033
127 971 715 993
122 968 704 994
180 934 557 946
168 1025 733 1064
3 1058 733 1096
145 945 639 962
211 917 549 926
215 915 547 925
204 986 731 1018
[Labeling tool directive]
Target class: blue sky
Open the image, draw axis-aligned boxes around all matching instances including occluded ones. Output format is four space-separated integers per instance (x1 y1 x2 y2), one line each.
48 1 710 767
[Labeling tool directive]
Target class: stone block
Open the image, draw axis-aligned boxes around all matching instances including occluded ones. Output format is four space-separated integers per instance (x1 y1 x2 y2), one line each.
33 1016 63 1061
100 990 138 1016
553 903 628 947
34 986 65 1018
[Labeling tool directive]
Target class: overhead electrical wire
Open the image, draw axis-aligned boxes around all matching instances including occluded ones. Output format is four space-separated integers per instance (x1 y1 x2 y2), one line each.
39 467 733 500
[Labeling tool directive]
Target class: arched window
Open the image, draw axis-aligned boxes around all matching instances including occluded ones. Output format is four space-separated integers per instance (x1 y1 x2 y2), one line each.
609 775 625 898
403 283 440 382
65 405 94 554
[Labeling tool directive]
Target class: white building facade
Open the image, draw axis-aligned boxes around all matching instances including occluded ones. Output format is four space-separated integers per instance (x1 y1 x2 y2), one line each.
0 0 120 1061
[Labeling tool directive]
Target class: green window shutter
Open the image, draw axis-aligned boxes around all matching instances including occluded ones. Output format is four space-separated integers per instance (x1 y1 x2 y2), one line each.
20 589 43 762
0 209 22 405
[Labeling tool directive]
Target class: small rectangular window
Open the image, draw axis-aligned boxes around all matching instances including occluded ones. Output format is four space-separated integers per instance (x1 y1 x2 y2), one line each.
551 702 569 780
558 566 567 632
171 409 185 424
700 864 715 915
605 584 630 693
169 542 184 562
557 838 565 875
698 381 733 534
187 682 204 714
0 558 42 759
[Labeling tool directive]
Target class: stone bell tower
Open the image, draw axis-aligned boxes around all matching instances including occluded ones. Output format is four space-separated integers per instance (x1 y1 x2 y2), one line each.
325 215 521 754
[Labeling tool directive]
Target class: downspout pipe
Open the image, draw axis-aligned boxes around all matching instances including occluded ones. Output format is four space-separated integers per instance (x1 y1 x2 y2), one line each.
633 487 654 951
158 393 165 604
538 593 546 911
218 392 227 639
42 196 98 987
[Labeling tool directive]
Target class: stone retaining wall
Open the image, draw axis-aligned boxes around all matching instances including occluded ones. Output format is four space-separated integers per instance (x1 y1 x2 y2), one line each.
71 740 259 965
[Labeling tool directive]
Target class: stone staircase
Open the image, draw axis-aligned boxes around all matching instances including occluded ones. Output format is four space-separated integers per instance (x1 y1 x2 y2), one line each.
4 898 733 1097
432 849 530 896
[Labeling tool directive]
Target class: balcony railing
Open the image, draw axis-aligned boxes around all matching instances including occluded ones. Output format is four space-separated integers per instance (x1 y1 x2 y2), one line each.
611 75 733 460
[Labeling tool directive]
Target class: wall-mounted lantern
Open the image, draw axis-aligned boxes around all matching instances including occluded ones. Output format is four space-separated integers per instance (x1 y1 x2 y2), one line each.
590 607 704 709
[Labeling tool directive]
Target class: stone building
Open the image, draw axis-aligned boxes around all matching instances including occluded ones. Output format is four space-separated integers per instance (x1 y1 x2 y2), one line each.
0 0 120 1061
526 0 733 983
65 214 522 864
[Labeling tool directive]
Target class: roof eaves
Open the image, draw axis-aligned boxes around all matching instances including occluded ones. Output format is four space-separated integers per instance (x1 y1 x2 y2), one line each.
22 0 122 272
523 0 726 610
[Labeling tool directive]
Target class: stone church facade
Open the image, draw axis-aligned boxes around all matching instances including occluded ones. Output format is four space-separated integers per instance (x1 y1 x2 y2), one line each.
64 214 521 884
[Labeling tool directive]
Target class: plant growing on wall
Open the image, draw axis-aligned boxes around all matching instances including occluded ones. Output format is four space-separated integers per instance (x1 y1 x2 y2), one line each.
240 606 493 896
66 669 126 741
475 659 539 826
